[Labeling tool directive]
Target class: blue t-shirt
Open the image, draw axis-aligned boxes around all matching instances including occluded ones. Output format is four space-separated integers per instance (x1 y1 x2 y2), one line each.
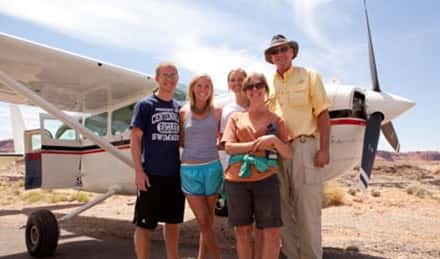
130 94 181 176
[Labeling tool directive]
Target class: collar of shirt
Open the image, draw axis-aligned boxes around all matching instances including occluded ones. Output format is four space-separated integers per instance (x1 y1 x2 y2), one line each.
275 66 294 80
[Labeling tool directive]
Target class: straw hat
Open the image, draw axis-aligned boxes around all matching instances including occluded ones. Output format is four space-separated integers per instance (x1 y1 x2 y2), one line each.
264 34 299 64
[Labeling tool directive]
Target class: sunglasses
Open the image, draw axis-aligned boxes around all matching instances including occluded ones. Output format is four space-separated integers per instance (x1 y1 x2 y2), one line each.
159 73 177 79
268 46 289 55
243 81 266 91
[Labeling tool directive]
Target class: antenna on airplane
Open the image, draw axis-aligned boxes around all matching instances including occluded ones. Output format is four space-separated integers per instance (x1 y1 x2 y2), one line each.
359 0 401 190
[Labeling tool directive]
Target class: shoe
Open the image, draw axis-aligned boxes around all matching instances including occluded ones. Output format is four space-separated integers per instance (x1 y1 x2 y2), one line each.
278 251 288 259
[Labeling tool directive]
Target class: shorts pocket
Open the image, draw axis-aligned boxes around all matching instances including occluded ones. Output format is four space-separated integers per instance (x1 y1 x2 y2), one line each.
180 168 203 195
206 165 224 195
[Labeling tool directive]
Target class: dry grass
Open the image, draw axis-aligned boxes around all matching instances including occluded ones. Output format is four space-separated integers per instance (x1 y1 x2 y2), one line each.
406 184 433 199
347 187 360 196
23 190 45 204
75 191 91 203
49 193 70 203
371 189 381 197
1 172 93 205
322 181 345 208
19 189 93 204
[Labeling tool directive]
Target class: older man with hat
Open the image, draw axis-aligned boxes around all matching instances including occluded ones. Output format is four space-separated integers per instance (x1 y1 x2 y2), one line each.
266 34 331 259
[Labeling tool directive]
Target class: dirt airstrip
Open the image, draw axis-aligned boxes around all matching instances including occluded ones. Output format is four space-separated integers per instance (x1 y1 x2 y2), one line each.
1 159 439 259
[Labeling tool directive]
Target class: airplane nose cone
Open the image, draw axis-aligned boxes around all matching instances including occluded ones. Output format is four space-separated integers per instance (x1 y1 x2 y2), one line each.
365 91 415 123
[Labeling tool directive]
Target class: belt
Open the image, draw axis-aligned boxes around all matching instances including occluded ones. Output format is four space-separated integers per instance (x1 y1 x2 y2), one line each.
294 135 314 143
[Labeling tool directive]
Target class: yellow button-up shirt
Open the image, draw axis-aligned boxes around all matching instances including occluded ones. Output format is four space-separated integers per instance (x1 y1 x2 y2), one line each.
269 66 330 139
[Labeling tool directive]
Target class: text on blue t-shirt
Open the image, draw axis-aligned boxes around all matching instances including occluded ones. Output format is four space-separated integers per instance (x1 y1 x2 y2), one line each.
130 94 181 176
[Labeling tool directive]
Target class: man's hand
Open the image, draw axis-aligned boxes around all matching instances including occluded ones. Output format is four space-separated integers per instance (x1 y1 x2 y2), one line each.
131 127 150 191
314 149 329 168
135 170 151 191
316 110 330 168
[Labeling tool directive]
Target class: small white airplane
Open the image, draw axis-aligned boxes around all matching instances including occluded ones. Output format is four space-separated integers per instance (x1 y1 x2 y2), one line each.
0 1 414 257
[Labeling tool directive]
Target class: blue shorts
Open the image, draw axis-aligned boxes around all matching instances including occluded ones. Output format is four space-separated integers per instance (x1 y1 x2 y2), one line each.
180 160 223 196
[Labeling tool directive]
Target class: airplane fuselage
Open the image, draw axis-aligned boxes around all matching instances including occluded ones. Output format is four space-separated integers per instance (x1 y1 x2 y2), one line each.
23 82 413 195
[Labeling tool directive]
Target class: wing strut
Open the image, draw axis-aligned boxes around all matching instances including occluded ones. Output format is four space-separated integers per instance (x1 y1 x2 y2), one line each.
58 188 117 223
0 70 134 168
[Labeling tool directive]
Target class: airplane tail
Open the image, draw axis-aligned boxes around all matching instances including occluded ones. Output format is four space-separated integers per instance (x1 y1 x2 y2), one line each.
9 104 25 154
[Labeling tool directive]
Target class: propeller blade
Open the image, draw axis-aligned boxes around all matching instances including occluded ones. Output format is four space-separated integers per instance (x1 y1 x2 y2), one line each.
381 122 400 152
359 112 384 190
363 0 381 92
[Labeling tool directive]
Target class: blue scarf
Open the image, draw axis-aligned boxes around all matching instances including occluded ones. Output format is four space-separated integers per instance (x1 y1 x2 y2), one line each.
229 154 277 178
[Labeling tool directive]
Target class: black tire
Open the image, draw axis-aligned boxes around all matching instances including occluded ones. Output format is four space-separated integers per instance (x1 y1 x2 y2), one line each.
25 209 59 257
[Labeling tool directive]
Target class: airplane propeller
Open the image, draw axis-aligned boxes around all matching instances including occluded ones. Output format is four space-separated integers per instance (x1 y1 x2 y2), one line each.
364 0 401 153
381 122 400 152
364 0 380 93
360 112 383 189
359 0 400 189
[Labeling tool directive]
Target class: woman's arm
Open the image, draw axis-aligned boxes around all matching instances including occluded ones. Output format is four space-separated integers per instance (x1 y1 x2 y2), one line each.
179 106 188 148
253 135 292 159
275 117 293 159
214 106 224 150
273 137 292 159
225 140 257 155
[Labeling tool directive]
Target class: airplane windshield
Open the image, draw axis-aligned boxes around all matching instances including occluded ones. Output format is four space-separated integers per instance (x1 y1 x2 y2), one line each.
85 112 108 136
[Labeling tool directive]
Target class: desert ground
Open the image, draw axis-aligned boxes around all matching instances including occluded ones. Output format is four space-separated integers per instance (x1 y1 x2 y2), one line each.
0 158 439 259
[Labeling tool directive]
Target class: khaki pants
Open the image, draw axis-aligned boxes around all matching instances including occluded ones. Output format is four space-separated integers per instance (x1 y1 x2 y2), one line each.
279 136 323 259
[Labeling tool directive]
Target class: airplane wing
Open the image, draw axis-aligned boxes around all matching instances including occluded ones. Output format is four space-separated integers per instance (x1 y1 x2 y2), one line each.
0 32 157 113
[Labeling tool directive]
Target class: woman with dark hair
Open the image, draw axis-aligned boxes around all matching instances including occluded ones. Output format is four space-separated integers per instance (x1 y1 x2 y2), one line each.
221 72 292 259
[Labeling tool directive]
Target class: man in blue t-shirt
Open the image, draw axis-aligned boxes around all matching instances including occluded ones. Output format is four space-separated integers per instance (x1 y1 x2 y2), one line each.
130 62 184 259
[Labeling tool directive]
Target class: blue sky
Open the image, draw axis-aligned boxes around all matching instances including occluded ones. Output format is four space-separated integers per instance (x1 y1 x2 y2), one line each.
0 0 438 151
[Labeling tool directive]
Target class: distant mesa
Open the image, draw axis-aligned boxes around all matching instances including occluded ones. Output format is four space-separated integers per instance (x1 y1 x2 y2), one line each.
0 139 14 153
376 150 394 161
376 150 440 162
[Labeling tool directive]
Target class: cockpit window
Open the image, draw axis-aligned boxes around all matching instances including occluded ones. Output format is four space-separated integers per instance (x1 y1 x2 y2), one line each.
85 112 108 136
111 103 135 135
31 134 42 150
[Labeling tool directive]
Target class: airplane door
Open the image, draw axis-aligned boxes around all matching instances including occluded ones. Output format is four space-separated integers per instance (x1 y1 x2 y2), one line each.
39 114 82 189
24 129 42 189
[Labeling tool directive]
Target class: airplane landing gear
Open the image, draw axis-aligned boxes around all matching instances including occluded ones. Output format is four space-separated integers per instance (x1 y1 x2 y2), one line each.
25 209 59 257
24 189 116 257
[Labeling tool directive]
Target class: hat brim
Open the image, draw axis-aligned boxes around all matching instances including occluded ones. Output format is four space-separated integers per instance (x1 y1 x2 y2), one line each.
264 41 299 64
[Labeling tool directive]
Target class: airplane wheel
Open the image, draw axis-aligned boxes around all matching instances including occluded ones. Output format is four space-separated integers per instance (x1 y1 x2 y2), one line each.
25 209 59 257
